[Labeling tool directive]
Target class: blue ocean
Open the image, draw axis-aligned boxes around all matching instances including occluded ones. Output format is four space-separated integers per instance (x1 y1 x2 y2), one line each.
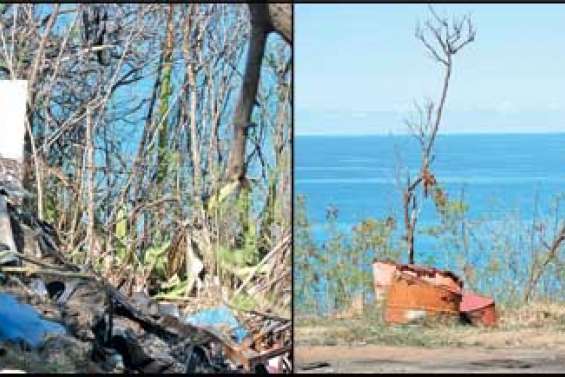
295 133 565 309
295 133 565 268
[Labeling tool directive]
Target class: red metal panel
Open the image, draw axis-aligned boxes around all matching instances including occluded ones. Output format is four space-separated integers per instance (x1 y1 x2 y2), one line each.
461 292 497 327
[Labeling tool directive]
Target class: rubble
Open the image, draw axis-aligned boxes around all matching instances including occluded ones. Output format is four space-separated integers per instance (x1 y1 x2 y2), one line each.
0 190 291 373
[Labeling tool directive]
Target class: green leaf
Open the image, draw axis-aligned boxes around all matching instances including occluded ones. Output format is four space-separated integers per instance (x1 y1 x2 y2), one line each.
116 206 127 242
153 274 192 299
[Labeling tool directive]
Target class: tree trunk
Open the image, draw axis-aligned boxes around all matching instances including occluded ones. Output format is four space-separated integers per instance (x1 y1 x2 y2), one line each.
226 4 292 183
155 5 175 239
226 6 267 183
267 4 292 44
182 5 204 218
23 5 59 220
156 6 175 188
85 106 96 266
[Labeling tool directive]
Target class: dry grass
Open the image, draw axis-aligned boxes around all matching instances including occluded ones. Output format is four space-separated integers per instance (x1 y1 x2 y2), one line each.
498 301 565 329
295 301 565 349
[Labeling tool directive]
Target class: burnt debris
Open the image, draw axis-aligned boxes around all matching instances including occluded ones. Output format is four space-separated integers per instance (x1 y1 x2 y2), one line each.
0 185 291 373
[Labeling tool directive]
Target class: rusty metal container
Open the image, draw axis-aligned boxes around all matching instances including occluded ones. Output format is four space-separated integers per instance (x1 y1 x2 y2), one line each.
372 260 398 302
372 260 463 304
384 272 462 324
397 264 463 294
460 292 497 327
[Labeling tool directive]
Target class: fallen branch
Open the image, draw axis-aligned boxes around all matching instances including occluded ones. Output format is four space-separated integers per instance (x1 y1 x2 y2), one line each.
224 302 290 323
0 266 94 279
524 223 565 302
0 250 70 271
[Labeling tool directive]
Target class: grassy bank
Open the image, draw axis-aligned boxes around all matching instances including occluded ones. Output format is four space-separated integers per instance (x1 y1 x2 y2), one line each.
295 301 565 349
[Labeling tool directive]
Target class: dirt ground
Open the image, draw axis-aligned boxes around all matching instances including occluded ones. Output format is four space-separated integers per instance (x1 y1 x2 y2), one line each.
295 344 565 373
295 303 565 373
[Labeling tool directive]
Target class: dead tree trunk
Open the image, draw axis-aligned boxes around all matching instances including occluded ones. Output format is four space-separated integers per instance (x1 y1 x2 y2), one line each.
182 4 206 219
23 5 60 220
402 7 475 264
85 106 96 266
226 4 292 184
267 4 292 44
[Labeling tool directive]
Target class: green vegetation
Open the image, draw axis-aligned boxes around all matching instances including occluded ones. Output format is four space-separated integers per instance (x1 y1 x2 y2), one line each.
294 189 565 317
295 194 399 316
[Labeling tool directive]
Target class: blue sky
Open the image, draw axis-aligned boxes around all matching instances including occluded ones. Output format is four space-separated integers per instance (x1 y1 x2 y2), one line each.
296 4 565 135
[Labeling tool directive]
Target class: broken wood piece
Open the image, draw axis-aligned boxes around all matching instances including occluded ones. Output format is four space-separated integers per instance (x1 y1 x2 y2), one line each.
0 266 95 279
0 250 70 271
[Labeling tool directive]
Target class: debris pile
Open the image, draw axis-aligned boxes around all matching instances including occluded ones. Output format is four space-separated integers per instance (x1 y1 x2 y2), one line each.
373 259 497 326
0 189 291 373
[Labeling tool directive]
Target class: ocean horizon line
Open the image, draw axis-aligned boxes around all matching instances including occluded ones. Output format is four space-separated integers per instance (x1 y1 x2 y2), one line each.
295 131 565 137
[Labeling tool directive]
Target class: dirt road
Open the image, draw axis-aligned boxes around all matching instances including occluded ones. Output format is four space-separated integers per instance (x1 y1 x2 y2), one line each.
295 344 565 373
296 303 565 373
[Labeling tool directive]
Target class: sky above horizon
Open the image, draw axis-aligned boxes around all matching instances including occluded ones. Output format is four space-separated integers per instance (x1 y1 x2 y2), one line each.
296 4 565 135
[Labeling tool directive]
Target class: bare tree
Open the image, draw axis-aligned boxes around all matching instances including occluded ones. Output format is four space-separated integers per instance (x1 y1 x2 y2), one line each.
524 223 565 302
403 6 476 264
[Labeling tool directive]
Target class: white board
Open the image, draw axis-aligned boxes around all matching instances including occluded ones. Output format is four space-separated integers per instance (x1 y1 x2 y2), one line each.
0 80 28 162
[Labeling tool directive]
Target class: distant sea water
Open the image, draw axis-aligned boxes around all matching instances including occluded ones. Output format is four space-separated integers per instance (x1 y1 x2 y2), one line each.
295 133 565 262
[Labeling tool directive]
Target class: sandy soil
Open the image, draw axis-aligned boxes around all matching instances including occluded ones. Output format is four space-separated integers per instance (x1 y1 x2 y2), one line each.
295 318 565 374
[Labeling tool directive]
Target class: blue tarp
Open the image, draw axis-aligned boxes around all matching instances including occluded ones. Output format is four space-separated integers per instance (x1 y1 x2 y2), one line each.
184 305 248 344
0 292 66 348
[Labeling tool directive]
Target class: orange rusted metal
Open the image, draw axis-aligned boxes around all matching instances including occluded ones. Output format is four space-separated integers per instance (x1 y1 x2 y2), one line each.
384 272 462 324
374 260 496 327
460 292 497 327
372 260 463 304
397 264 463 294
